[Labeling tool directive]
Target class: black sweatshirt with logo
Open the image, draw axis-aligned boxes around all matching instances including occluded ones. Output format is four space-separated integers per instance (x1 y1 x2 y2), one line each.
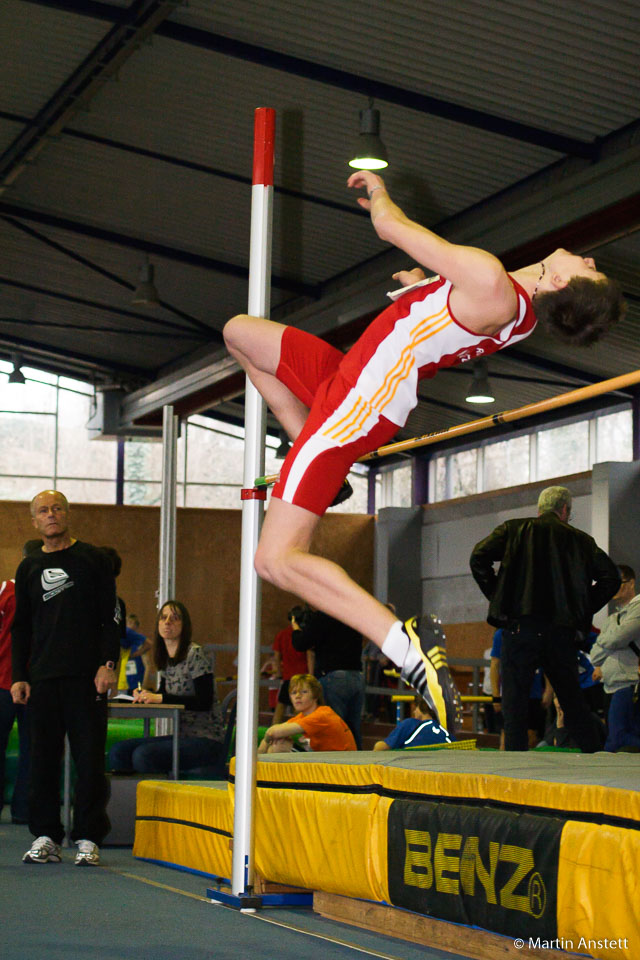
12 540 120 684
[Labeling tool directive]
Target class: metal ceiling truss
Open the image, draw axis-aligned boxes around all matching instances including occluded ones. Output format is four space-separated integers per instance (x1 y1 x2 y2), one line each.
0 202 319 302
0 328 150 381
1 212 213 335
0 0 185 193
0 277 205 337
0 107 366 219
12 0 640 447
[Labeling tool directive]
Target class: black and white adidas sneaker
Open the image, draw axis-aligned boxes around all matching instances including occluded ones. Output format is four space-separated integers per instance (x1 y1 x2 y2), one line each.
399 615 463 733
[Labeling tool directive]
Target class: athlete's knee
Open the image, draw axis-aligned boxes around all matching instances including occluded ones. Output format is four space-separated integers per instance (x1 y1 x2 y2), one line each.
254 540 279 585
254 540 294 591
223 314 250 353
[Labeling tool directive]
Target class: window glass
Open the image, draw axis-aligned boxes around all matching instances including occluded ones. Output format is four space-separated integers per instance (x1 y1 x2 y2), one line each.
0 413 56 475
0 376 57 413
433 456 446 502
537 421 588 480
595 409 632 464
185 483 243 509
58 375 93 394
124 440 164 482
389 463 413 507
56 389 117 479
449 449 478 498
484 435 530 490
333 472 369 513
124 480 162 506
22 367 58 385
0 475 53 501
57 479 116 504
186 422 244 485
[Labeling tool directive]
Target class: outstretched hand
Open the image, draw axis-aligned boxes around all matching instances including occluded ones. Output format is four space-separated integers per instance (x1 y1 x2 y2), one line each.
347 170 386 212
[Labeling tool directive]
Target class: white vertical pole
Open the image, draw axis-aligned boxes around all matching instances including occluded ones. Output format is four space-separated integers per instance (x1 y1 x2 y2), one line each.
158 404 178 607
231 108 274 898
157 404 178 737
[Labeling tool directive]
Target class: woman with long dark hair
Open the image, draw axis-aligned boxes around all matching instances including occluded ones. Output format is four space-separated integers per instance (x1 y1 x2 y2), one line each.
108 601 224 773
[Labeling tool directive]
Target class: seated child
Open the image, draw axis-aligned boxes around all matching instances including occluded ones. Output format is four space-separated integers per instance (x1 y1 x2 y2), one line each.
373 696 453 750
258 674 356 753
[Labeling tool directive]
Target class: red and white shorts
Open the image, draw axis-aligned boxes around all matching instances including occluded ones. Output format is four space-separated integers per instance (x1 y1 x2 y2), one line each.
272 326 398 516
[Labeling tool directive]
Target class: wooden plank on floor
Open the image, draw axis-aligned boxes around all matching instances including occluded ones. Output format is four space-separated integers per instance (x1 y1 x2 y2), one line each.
254 874 312 895
313 892 582 960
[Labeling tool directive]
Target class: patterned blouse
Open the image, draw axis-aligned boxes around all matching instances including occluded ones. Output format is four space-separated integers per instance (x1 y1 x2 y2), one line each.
160 643 224 741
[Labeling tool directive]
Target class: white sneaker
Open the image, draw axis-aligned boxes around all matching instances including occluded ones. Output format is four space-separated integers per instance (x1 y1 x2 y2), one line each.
23 836 62 864
75 839 100 866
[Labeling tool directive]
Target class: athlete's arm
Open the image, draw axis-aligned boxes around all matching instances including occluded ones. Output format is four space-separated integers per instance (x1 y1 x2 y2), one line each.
348 171 517 332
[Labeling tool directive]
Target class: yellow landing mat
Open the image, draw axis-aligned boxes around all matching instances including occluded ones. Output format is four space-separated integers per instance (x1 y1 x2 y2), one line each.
133 752 640 960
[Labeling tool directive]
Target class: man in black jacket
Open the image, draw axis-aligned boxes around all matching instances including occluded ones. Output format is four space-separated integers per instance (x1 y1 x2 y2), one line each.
469 485 620 752
11 490 120 865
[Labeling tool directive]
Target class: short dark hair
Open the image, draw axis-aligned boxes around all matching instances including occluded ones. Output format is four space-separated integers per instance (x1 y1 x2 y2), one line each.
534 276 625 346
617 564 636 583
287 605 306 622
153 600 192 671
413 697 437 721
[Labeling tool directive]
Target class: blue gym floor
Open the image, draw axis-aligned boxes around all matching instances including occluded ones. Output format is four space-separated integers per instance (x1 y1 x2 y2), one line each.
0 807 479 960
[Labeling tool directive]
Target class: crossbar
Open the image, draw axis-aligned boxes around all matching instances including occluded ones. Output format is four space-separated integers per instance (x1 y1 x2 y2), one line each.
255 367 640 486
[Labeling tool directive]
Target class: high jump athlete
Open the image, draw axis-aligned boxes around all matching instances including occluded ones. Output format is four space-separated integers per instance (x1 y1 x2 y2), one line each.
223 169 624 722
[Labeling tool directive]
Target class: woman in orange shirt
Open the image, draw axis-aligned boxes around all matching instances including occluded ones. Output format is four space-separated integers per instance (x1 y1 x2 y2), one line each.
258 674 356 753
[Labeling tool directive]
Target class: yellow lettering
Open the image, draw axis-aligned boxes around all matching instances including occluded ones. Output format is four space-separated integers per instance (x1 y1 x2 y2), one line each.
403 829 433 889
434 832 461 894
499 844 534 913
460 836 499 903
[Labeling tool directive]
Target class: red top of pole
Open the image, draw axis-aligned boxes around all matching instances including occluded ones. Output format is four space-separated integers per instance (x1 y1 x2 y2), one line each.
252 107 275 186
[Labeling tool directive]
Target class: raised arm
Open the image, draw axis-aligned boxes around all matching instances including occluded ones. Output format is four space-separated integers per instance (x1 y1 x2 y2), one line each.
348 171 517 332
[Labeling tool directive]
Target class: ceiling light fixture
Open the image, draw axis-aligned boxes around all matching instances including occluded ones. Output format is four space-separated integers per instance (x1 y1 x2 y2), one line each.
466 358 495 404
8 353 25 385
132 257 160 306
348 99 389 171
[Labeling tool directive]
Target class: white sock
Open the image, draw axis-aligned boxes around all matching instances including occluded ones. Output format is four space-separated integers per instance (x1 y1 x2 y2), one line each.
381 620 421 673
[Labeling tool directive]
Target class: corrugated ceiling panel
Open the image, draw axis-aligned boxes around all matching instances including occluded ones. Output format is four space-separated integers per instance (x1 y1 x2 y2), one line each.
68 35 559 212
0 0 110 114
176 0 640 140
0 117 25 154
0 285 205 374
0 216 250 338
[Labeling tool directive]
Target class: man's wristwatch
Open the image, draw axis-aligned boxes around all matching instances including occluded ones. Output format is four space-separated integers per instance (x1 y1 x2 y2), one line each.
104 661 116 671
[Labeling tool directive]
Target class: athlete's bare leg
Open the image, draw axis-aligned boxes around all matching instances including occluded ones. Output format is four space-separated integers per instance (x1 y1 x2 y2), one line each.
255 497 398 648
223 314 309 441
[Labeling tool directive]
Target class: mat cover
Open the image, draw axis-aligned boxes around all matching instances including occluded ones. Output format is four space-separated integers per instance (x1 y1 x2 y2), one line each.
388 798 562 941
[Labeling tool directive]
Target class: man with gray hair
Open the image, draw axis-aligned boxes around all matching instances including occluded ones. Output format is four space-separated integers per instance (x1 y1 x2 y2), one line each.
470 485 620 752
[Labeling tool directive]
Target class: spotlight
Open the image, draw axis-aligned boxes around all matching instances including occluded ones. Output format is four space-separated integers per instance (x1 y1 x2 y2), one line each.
8 353 25 385
466 358 495 404
348 101 388 171
132 257 160 305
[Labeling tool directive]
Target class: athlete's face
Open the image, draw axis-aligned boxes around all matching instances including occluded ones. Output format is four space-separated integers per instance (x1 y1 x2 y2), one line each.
548 248 606 284
30 491 69 540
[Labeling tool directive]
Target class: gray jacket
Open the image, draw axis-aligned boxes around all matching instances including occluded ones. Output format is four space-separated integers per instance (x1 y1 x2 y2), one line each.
590 594 640 693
